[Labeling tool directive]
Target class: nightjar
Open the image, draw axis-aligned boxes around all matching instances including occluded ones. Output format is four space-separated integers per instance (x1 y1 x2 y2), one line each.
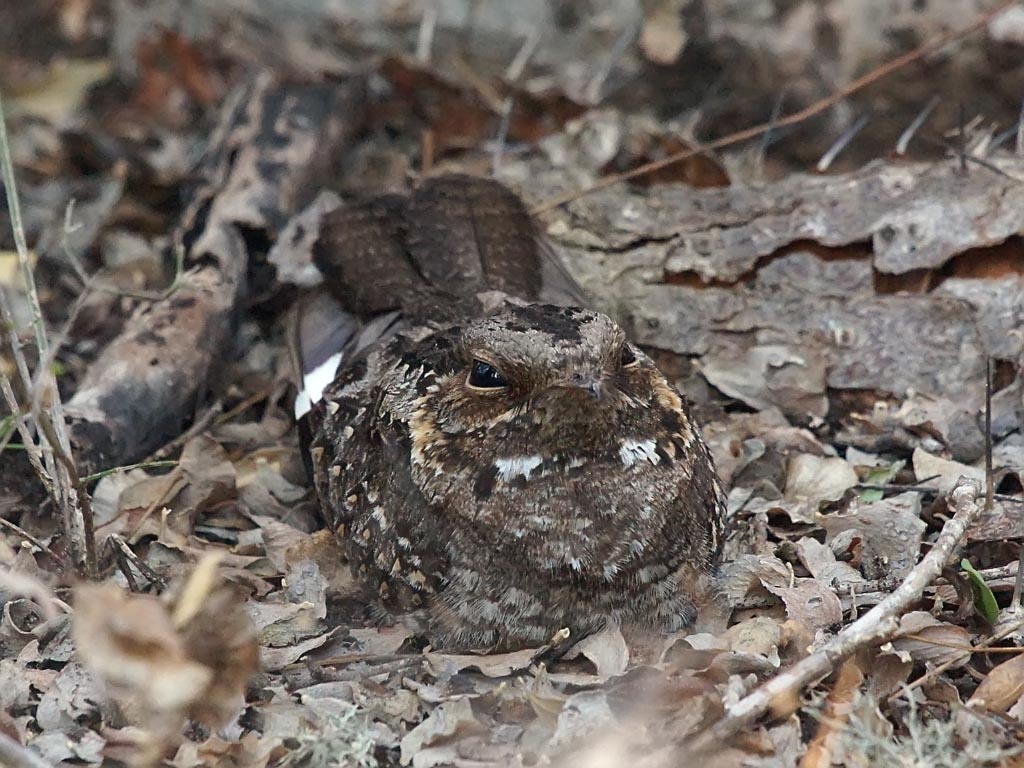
293 174 725 650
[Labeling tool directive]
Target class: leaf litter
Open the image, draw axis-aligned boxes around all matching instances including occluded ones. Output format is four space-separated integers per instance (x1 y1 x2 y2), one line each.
1 2 1024 767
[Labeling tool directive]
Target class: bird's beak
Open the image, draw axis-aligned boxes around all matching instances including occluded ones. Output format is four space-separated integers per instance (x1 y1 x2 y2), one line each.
560 372 603 399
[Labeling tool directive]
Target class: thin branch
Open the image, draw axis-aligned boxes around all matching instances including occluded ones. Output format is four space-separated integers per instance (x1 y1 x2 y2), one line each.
856 483 1024 505
81 460 179 485
753 89 787 180
0 91 48 357
891 616 1024 702
816 112 871 172
505 29 540 81
689 480 985 752
0 90 96 577
0 516 59 560
416 3 438 64
985 357 994 511
585 14 640 104
896 95 941 155
532 0 1019 213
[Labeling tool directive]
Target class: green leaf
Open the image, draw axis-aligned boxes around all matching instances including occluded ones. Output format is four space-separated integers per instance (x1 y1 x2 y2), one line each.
859 459 905 502
962 558 999 624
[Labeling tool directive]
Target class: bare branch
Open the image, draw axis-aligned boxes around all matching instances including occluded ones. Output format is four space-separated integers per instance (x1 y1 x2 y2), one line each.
690 480 984 752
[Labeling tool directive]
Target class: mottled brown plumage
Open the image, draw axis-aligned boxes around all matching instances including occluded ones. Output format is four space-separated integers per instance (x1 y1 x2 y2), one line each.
299 175 725 649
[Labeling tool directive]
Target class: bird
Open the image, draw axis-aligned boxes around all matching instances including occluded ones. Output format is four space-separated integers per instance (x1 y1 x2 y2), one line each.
292 174 726 650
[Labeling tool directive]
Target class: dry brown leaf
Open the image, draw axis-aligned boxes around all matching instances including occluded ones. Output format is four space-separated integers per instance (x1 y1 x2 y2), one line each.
887 611 971 668
762 578 843 631
801 657 864 768
73 563 257 739
820 493 926 579
912 446 986 493
724 617 783 667
398 697 486 767
968 652 1024 713
9 58 113 121
176 435 237 517
563 624 629 679
73 583 212 717
425 645 539 679
795 536 864 587
171 551 224 627
785 454 859 502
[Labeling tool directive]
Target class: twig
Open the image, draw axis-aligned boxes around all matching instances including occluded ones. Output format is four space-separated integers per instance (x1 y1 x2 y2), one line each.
0 93 47 358
1017 97 1024 156
125 464 184 542
585 14 640 104
986 112 1023 155
690 480 985 752
532 0 1019 213
856 483 1024 505
0 517 58 560
754 89 787 179
505 29 540 81
81 460 179 485
896 95 941 155
0 732 54 768
416 3 438 64
985 357 994 511
145 398 224 462
107 534 166 589
0 91 96 577
491 96 514 175
900 632 1024 654
816 113 870 172
891 616 1024 702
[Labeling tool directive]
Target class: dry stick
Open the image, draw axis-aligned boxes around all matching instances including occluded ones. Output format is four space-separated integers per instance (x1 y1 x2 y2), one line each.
689 480 985 753
0 516 58 559
0 92 97 577
896 95 941 155
531 0 1020 214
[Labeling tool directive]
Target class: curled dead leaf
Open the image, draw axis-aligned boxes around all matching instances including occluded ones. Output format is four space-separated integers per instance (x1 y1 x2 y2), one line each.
968 652 1024 714
73 561 258 743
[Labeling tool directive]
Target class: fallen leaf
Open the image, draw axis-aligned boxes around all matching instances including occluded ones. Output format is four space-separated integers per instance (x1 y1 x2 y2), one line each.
796 536 864 587
399 698 485 767
762 578 843 631
9 59 112 121
73 583 213 717
786 454 859 502
724 616 783 667
912 446 985 493
968 652 1024 713
425 645 539 679
563 624 629 679
889 612 971 668
820 493 926 579
801 657 864 768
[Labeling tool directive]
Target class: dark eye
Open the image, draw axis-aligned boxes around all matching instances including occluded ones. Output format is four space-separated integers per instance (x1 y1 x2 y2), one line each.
468 359 509 389
620 344 638 368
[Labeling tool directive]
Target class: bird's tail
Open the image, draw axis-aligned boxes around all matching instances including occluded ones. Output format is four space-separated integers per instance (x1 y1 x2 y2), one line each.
290 174 586 421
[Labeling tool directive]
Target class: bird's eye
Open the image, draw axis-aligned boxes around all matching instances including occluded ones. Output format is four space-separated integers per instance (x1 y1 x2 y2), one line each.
620 344 638 368
468 359 509 389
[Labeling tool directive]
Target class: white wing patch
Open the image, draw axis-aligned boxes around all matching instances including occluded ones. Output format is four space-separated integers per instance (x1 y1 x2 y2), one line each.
619 438 660 467
494 455 543 481
295 351 344 419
